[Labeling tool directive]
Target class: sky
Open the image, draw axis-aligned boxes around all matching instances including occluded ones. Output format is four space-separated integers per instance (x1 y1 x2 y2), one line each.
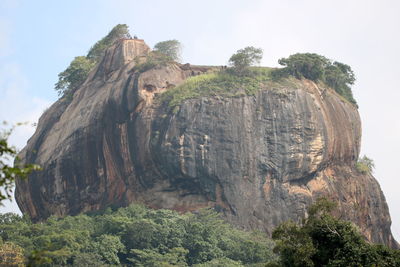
1 0 399 240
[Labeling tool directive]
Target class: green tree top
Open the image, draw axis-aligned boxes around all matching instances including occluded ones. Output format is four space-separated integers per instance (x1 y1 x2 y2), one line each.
55 24 132 98
0 205 275 266
273 53 357 105
153 40 182 62
356 155 375 174
277 53 330 81
271 198 400 267
54 56 96 97
228 46 263 75
87 24 131 62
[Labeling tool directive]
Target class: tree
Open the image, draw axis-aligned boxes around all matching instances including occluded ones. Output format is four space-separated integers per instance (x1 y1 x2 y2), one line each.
73 253 105 267
271 198 400 266
153 40 182 62
228 46 263 75
193 257 244 267
0 242 25 266
272 53 357 105
0 205 276 266
54 56 96 97
0 122 40 203
92 234 125 265
277 53 330 81
55 24 132 98
356 155 375 174
324 61 356 104
128 247 189 267
87 24 131 62
324 61 355 90
272 221 315 267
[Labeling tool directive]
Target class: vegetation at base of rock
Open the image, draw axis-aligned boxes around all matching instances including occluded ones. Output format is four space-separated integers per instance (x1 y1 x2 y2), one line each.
159 67 274 108
0 205 276 266
193 257 245 266
356 155 375 174
153 40 182 62
270 198 400 267
229 46 263 75
55 24 131 98
0 241 25 266
0 122 40 203
271 53 357 106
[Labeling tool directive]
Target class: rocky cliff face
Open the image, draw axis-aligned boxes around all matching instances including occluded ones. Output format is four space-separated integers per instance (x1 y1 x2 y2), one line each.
15 39 398 248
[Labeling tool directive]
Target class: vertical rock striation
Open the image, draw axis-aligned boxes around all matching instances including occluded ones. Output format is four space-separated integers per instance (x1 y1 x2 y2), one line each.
15 39 398 248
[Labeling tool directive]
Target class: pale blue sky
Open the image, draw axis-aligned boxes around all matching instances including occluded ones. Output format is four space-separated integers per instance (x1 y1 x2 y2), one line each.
1 0 400 240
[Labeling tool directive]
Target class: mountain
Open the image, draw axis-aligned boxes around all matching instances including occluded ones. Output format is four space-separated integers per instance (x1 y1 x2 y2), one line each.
15 38 398 248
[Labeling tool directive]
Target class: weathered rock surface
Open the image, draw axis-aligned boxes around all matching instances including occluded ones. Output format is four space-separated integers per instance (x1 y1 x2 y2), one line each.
15 39 398 248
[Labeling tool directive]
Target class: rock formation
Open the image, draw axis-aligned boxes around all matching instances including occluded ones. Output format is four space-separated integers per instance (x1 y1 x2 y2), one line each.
15 39 398 248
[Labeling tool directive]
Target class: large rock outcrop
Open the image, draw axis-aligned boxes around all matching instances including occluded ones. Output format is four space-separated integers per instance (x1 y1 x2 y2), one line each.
15 39 398 248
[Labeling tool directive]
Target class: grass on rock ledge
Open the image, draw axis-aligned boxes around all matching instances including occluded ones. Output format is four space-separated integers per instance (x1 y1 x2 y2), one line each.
158 66 356 110
158 67 286 108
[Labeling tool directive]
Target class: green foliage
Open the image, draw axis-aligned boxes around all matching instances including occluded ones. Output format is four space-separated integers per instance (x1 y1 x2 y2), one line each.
0 122 40 203
271 197 400 266
92 234 125 265
87 24 131 62
324 61 356 104
193 257 245 267
229 46 263 75
72 253 105 267
55 24 131 98
356 155 375 175
153 40 182 62
0 205 275 266
0 241 25 266
272 221 315 267
159 67 273 108
54 56 96 97
276 53 330 81
134 51 172 73
128 247 189 267
272 53 357 105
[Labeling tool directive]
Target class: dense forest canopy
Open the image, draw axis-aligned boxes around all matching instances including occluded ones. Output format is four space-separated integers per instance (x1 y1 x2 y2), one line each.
1 200 398 266
0 205 275 266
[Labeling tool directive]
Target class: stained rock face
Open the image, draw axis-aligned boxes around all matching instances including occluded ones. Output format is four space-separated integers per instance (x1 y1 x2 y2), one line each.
15 39 398 248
